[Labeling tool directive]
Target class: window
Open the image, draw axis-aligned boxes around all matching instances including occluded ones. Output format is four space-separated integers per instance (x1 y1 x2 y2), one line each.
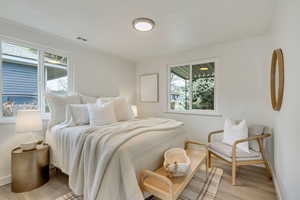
168 59 217 115
43 52 68 112
0 41 70 117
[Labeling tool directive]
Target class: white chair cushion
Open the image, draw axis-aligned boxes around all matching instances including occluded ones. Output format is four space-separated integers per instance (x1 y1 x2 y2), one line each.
208 142 260 159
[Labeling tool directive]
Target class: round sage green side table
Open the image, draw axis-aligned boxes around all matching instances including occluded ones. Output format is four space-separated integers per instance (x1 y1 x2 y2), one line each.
11 144 49 193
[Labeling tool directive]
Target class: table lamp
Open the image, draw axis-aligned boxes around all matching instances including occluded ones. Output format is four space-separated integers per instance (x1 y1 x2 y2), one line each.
16 110 43 151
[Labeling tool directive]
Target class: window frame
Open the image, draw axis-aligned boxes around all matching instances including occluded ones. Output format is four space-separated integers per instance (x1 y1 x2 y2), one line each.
167 58 220 116
0 36 73 122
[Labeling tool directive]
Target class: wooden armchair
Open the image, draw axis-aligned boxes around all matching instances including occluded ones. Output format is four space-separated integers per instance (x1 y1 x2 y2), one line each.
207 129 272 185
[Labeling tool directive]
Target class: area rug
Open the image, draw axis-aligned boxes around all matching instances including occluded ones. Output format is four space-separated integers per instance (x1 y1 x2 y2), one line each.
56 166 223 200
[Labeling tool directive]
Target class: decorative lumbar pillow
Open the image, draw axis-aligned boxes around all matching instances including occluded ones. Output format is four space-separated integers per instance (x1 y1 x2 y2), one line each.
46 93 81 127
80 94 98 104
223 119 249 153
87 102 117 126
68 104 89 126
97 97 134 121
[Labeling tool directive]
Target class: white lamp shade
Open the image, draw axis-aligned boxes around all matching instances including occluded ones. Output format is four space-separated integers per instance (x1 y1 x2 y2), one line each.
131 105 138 117
16 110 43 133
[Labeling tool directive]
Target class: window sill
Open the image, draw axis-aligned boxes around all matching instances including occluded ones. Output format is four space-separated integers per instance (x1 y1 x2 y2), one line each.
165 110 222 117
0 113 50 124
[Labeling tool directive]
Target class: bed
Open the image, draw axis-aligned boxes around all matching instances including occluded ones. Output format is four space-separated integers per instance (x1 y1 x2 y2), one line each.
46 117 185 200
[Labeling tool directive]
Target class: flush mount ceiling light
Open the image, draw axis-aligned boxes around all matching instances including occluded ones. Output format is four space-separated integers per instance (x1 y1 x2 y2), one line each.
133 17 155 32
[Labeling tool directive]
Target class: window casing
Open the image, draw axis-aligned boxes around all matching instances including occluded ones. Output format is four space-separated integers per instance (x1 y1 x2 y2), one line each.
167 58 219 115
0 38 72 119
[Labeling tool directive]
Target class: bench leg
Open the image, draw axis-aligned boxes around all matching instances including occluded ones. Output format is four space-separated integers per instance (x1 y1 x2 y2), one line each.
232 162 236 185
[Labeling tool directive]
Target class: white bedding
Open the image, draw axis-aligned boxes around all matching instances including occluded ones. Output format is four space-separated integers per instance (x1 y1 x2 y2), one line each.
46 118 185 200
46 124 91 173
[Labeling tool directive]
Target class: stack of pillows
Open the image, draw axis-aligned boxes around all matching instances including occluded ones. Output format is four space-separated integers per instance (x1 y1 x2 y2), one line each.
46 93 135 128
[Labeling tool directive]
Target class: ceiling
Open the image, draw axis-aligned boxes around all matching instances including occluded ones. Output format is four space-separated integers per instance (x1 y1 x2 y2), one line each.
0 0 274 61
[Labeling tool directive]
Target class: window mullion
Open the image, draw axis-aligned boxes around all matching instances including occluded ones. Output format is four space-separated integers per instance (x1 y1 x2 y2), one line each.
167 67 170 111
38 50 45 113
189 64 192 111
0 41 3 117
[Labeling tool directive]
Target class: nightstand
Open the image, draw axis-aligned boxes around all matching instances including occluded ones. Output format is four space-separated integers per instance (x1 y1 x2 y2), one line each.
11 144 49 193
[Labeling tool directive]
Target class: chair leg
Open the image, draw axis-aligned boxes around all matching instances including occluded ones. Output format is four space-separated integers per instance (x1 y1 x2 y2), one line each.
232 162 236 185
205 156 208 178
208 152 212 168
264 159 273 179
258 138 273 180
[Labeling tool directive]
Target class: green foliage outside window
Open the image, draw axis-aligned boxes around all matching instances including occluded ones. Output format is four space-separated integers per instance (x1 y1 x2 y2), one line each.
192 77 214 110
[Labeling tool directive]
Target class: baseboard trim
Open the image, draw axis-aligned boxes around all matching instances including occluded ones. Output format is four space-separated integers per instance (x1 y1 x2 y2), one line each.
270 165 283 200
0 175 11 187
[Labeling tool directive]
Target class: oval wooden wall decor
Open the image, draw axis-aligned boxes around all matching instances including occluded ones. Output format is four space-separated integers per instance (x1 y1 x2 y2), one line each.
271 49 284 111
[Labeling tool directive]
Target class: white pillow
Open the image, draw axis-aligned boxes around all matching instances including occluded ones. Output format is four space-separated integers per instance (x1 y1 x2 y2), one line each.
223 119 249 153
97 97 134 121
80 94 98 104
68 104 89 126
97 97 117 103
46 93 81 127
87 103 117 127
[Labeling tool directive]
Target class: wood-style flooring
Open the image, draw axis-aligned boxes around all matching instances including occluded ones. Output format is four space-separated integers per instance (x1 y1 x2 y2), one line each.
0 159 278 200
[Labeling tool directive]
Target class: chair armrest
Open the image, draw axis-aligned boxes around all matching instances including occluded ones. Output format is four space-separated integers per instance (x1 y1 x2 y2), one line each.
232 133 272 161
233 133 272 147
208 130 224 143
184 140 206 150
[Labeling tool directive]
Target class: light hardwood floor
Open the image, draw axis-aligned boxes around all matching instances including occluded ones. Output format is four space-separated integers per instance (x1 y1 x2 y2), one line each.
0 159 277 200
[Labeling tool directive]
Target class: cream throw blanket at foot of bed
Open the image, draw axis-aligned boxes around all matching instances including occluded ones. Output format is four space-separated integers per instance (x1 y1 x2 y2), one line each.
68 118 183 200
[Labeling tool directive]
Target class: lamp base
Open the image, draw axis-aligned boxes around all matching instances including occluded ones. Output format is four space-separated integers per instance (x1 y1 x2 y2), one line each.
20 142 37 151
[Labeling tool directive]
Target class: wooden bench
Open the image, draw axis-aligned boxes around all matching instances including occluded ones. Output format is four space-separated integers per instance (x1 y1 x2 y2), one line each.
140 141 207 200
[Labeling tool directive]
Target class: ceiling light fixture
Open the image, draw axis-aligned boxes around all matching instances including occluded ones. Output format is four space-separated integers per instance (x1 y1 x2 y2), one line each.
133 17 155 32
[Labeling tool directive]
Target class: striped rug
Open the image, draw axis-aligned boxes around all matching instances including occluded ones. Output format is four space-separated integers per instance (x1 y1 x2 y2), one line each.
56 166 223 200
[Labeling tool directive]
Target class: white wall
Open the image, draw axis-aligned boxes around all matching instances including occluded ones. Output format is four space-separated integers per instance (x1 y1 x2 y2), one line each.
0 18 136 185
271 0 300 199
136 35 274 159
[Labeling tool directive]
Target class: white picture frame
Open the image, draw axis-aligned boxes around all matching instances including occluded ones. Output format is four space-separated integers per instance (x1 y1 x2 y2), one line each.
140 73 159 102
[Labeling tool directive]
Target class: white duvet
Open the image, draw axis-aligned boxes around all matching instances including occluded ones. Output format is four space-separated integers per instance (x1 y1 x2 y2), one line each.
46 118 185 200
